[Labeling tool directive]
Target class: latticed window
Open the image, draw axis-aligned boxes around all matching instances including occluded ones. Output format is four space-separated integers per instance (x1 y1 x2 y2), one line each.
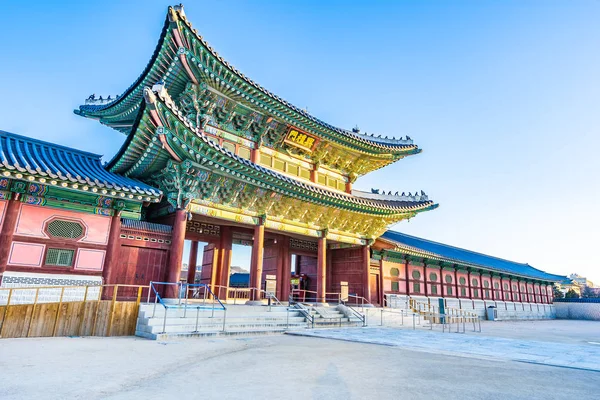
45 248 74 267
391 281 399 292
47 220 84 239
390 268 400 277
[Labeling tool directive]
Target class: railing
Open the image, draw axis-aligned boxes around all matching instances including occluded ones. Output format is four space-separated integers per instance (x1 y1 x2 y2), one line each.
208 285 286 308
290 289 342 304
290 301 315 328
343 303 367 327
345 294 373 310
149 282 227 334
407 297 481 333
0 284 148 338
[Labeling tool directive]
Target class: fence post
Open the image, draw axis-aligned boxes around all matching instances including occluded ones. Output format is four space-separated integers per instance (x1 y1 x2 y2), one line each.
26 288 41 338
52 287 66 337
106 285 119 337
0 289 13 338
91 286 104 336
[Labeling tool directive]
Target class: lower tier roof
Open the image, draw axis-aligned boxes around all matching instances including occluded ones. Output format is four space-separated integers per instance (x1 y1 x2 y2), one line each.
381 230 566 282
0 130 162 202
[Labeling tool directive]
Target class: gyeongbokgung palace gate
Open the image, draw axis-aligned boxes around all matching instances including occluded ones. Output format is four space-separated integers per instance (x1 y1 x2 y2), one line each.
0 5 564 316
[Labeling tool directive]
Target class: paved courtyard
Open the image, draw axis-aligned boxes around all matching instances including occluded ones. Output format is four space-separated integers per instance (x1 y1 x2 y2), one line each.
0 320 599 399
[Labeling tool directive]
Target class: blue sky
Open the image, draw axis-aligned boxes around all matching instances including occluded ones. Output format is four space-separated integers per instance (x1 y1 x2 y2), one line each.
1 1 599 282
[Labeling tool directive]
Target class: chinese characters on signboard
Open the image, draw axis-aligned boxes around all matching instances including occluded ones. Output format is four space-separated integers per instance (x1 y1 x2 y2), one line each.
285 127 317 151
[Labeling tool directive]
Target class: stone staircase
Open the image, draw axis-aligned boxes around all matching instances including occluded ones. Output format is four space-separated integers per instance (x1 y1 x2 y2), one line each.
309 305 365 327
136 304 307 340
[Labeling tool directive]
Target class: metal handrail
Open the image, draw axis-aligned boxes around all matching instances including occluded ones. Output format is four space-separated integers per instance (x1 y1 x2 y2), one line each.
346 294 374 310
149 282 227 334
344 303 366 327
290 300 315 328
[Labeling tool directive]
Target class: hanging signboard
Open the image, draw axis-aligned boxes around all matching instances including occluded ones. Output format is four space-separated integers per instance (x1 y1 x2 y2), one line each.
284 127 318 151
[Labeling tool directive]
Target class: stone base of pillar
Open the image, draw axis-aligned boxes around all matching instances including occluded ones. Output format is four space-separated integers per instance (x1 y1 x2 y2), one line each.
245 300 264 306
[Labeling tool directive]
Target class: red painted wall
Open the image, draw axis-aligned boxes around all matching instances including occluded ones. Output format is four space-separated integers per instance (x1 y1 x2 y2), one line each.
381 260 406 294
330 248 366 298
425 266 441 297
442 270 456 297
407 264 425 295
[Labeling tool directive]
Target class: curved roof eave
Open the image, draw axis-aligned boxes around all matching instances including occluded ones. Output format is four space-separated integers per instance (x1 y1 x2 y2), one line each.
380 230 566 282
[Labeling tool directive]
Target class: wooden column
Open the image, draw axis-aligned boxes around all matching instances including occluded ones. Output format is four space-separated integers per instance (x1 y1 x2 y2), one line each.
378 259 385 306
310 168 317 184
423 263 429 297
467 270 473 299
0 195 21 284
187 241 199 284
249 223 265 301
453 268 459 298
217 226 233 298
362 245 370 302
405 259 410 295
280 237 291 302
316 235 327 303
251 148 259 164
102 211 122 285
165 209 187 297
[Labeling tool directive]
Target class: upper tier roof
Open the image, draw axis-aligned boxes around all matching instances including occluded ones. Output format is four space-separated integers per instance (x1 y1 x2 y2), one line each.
381 230 566 282
0 130 161 202
109 85 438 217
75 4 420 165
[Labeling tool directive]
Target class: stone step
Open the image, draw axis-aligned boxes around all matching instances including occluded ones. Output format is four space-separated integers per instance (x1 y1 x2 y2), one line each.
136 325 307 341
138 315 307 327
139 308 293 319
137 321 308 335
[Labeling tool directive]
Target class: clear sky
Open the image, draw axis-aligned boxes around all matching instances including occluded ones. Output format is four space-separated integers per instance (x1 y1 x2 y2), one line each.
1 1 599 282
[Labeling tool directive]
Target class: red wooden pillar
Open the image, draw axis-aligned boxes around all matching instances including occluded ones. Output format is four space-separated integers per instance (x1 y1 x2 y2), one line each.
165 209 187 297
378 258 385 306
310 168 317 184
249 223 265 301
361 245 370 302
405 259 410 295
453 268 459 298
187 240 199 284
280 236 291 302
467 270 473 299
440 269 445 299
102 211 122 285
316 235 327 303
423 263 429 297
0 195 21 285
217 226 233 298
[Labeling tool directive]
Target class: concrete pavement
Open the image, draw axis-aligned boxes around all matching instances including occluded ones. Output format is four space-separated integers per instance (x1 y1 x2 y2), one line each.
1 332 599 400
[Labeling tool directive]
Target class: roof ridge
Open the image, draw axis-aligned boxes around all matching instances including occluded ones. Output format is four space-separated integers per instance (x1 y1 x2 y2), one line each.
0 130 103 159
